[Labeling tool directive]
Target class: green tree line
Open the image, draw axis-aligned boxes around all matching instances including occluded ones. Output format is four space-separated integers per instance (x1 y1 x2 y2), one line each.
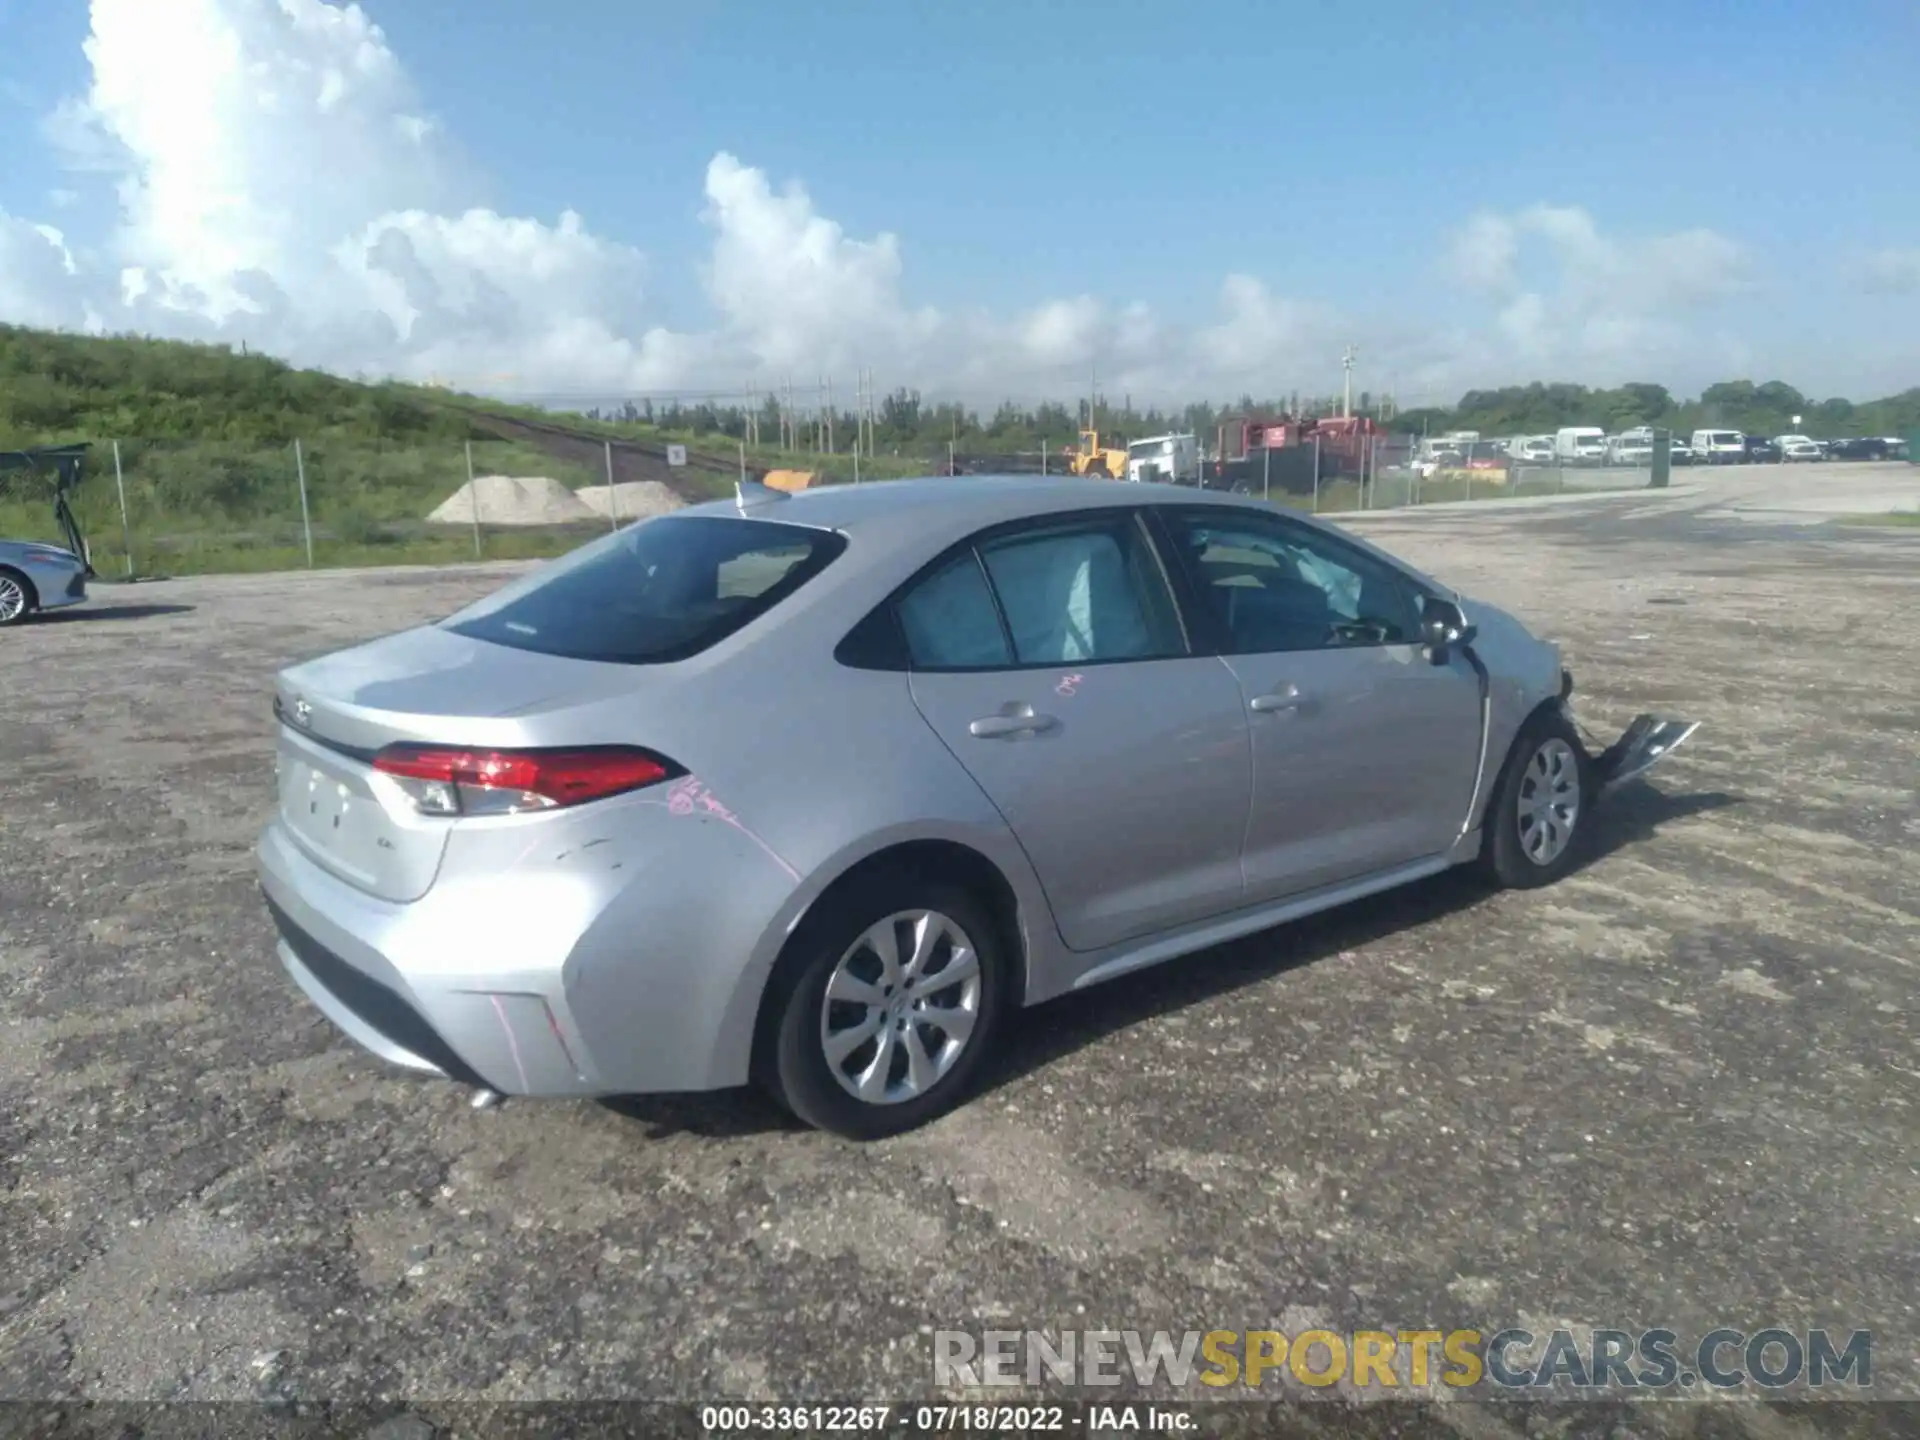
1394 380 1920 443
5 323 1915 463
595 378 1920 454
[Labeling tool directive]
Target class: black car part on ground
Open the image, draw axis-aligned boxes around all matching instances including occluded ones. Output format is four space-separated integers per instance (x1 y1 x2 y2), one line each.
1557 667 1699 799
0 443 95 576
1589 715 1701 797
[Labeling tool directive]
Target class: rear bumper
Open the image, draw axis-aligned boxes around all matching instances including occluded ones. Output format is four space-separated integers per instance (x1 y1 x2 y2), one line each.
18 555 87 611
255 816 758 1097
267 892 495 1088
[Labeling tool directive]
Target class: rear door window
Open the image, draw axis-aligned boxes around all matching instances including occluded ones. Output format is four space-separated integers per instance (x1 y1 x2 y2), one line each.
896 553 1012 669
890 513 1187 671
442 514 845 664
976 520 1185 665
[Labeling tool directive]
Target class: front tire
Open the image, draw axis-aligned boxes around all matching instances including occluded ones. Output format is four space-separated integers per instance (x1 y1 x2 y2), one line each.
760 880 1009 1138
1478 707 1590 889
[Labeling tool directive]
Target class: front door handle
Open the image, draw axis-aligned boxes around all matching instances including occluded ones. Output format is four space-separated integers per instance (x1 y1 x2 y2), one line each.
969 711 1059 739
1250 685 1304 714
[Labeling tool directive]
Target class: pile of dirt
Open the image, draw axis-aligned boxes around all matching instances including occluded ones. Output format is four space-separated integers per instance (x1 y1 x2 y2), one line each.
427 475 598 527
573 480 687 521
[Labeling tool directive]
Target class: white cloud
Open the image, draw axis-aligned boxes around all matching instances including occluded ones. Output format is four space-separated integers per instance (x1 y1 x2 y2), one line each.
0 212 91 329
700 153 940 377
1443 204 1749 313
1859 247 1920 295
1427 205 1754 393
1443 213 1520 294
0 0 1790 406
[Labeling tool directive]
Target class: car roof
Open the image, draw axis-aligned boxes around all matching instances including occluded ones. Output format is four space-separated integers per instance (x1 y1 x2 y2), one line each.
673 475 1456 598
678 475 1197 539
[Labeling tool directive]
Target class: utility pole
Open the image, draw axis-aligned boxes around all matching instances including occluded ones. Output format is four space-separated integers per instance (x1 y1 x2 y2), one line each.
826 375 835 454
1342 346 1358 419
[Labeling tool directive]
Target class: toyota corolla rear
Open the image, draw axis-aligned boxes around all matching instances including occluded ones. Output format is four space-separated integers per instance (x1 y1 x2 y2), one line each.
256 510 867 1098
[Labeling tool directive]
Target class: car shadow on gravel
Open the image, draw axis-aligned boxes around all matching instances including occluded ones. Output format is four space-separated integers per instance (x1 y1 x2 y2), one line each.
981 783 1741 1099
32 602 195 623
1569 783 1741 880
600 783 1740 1139
598 1086 800 1139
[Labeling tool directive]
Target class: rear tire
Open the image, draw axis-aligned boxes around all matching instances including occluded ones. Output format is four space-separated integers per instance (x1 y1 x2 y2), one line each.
759 877 1008 1139
0 568 36 627
1477 707 1590 889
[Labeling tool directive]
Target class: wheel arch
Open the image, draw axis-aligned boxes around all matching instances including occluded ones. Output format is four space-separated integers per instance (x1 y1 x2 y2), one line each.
0 564 39 613
1472 693 1580 838
746 837 1033 1073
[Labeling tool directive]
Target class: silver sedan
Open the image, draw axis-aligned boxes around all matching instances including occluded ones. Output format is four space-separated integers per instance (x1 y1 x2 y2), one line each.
256 477 1696 1137
0 538 90 626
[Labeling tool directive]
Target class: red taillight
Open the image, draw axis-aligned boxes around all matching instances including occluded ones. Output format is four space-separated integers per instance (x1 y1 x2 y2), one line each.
372 745 678 816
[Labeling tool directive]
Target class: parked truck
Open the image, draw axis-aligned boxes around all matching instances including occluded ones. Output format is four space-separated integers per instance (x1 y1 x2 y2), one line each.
1124 433 1200 485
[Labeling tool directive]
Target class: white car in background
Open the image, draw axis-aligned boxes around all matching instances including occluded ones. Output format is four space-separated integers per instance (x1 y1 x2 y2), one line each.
1607 432 1654 466
1554 427 1609 465
1773 435 1823 463
1691 429 1746 465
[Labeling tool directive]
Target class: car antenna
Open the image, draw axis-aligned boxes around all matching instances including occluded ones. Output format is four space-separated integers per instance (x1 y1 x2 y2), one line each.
735 478 788 509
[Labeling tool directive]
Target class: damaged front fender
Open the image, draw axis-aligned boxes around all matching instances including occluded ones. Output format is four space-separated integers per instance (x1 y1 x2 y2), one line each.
1558 669 1700 800
1589 714 1701 799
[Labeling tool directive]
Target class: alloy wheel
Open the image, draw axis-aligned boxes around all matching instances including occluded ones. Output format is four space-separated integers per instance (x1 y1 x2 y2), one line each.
1517 737 1581 865
819 909 983 1105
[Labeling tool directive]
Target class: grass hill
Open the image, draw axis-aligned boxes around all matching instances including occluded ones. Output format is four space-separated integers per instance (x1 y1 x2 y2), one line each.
0 325 913 575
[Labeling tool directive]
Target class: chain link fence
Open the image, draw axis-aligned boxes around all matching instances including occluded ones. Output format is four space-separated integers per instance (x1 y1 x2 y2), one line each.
0 429 1661 580
0 436 689 578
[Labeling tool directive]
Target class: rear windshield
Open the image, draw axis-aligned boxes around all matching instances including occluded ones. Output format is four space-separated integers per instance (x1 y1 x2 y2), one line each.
442 514 846 664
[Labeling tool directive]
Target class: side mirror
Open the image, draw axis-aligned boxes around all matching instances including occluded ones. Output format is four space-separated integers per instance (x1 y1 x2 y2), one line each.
1421 596 1477 664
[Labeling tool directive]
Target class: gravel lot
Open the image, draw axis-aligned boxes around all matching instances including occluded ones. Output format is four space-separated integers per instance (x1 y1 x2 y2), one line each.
1 468 1915 1433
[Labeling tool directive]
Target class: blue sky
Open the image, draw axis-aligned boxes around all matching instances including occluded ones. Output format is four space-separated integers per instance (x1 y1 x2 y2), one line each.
1 0 1916 405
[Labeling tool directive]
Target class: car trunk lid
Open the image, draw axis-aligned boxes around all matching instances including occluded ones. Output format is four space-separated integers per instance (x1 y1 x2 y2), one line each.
272 626 659 902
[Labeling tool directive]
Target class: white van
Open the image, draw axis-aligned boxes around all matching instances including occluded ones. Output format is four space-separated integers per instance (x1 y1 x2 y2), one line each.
1555 427 1608 465
1608 430 1654 466
1692 429 1745 465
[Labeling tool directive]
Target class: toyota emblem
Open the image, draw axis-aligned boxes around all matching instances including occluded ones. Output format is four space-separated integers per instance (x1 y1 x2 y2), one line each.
292 698 312 727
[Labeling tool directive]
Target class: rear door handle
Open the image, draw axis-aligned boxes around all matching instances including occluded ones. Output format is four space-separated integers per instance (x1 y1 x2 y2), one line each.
1250 685 1304 714
969 712 1059 738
